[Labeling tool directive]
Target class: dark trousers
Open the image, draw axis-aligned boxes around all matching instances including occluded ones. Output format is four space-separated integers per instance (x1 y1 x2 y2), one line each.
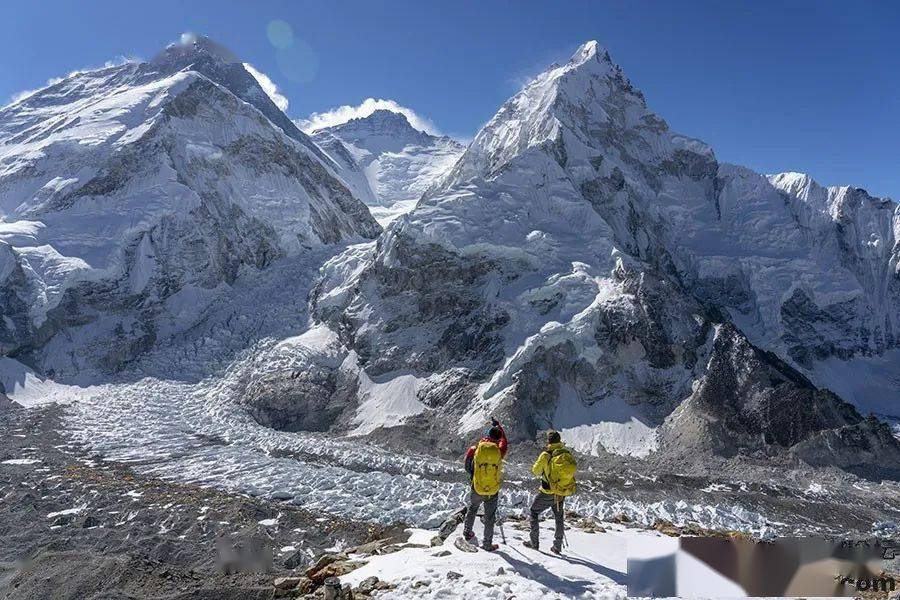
462 488 498 547
530 491 564 549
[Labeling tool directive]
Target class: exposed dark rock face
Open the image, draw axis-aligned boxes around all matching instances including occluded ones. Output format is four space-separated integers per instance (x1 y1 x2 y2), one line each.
660 324 900 478
241 367 357 432
780 287 868 366
313 233 512 378
793 416 900 480
0 245 35 355
0 384 14 412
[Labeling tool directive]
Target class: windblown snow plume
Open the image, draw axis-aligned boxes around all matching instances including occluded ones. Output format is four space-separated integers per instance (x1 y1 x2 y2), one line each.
4 57 137 108
243 62 289 112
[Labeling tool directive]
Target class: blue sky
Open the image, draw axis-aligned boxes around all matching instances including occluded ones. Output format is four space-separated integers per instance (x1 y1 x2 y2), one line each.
3 1 898 199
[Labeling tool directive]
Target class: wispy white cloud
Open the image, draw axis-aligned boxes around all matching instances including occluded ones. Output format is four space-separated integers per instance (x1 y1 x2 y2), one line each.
4 57 138 108
296 98 441 135
243 63 289 112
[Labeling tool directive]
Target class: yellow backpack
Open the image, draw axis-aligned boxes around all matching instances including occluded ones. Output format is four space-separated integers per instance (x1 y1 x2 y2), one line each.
548 447 577 496
472 440 503 496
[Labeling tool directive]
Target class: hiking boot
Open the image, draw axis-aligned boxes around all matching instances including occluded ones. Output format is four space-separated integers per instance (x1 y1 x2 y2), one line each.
523 540 538 550
551 545 563 554
463 531 476 542
482 543 499 552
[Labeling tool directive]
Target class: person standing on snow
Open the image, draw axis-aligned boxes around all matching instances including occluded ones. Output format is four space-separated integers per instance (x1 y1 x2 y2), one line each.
523 430 577 554
461 418 508 551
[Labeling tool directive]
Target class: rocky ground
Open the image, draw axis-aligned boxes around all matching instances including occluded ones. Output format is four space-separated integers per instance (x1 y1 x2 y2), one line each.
0 405 405 600
3 403 900 599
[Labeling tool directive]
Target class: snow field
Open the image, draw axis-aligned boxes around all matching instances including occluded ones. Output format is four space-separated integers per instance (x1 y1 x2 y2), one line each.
343 520 639 599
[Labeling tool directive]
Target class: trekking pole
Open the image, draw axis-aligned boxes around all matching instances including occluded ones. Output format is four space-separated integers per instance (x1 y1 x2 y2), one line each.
498 512 508 544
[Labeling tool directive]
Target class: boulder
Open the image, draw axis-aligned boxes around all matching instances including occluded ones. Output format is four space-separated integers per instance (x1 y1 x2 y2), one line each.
356 576 379 594
347 538 391 556
81 514 101 528
304 553 348 578
274 576 303 590
283 549 308 569
308 561 365 585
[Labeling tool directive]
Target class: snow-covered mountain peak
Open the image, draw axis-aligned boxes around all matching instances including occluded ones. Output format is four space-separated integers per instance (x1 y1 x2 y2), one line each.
439 40 659 187
0 35 381 371
147 34 331 162
304 37 900 475
151 33 240 67
320 108 432 148
569 40 612 68
770 170 896 211
311 107 465 221
346 109 418 133
769 171 821 200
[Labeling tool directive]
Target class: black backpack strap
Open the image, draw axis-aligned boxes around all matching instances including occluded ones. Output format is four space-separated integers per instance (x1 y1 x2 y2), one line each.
546 449 554 489
465 444 476 478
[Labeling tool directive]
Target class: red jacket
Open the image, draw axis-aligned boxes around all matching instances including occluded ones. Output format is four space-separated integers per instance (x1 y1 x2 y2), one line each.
464 424 508 476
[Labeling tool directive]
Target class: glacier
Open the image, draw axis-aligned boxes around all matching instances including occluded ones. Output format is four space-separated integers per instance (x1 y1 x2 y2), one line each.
0 36 898 543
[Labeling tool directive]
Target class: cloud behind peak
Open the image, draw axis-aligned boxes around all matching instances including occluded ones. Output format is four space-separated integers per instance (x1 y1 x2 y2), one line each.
296 98 441 135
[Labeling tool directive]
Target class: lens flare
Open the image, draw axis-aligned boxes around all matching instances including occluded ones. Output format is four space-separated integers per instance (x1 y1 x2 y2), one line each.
276 40 318 83
266 20 294 49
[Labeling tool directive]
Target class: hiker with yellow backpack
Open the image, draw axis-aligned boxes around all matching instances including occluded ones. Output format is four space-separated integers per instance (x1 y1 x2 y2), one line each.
523 430 577 554
461 418 508 551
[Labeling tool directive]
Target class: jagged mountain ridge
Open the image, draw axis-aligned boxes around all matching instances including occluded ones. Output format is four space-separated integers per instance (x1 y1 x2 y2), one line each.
243 40 900 476
0 34 380 374
311 110 465 224
1 34 896 478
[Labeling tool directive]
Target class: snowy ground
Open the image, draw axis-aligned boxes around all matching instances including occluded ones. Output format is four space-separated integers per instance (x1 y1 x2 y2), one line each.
367 198 419 226
344 520 633 599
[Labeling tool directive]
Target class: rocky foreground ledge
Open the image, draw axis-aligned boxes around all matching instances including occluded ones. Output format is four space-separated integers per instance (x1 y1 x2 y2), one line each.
265 513 759 600
0 406 403 600
0 405 748 600
3 404 899 599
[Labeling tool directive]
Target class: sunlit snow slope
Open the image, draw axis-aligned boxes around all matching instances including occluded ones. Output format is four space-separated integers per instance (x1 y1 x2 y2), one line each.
311 110 465 225
0 34 380 374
